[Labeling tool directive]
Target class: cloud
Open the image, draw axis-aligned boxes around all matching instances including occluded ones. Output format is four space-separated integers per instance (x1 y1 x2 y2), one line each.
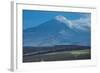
55 14 91 32
72 14 91 31
55 15 73 28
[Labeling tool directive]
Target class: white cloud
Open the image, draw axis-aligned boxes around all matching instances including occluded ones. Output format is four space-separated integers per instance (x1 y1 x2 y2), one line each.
55 15 73 28
55 14 91 31
72 14 91 31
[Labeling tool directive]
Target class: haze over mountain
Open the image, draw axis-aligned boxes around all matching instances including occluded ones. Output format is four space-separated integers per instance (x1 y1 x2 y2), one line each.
23 15 90 47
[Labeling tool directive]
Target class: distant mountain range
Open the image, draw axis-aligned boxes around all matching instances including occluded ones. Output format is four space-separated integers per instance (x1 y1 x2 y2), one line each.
23 15 91 47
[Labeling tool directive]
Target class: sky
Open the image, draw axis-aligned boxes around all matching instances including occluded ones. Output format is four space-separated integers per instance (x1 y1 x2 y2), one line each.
23 10 91 30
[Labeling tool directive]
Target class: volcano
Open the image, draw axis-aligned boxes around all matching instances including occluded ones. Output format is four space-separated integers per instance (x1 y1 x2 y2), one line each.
23 15 91 47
